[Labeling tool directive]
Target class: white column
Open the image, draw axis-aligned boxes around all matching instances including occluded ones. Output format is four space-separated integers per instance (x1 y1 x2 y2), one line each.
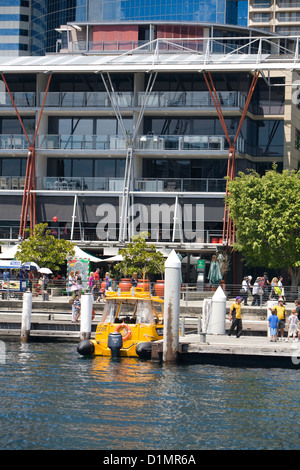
80 293 93 341
163 250 181 363
21 292 32 343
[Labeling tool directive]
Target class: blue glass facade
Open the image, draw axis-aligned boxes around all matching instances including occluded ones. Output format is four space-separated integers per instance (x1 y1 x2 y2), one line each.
76 0 247 25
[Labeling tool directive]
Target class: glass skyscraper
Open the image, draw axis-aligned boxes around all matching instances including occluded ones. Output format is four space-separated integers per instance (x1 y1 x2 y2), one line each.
75 0 248 25
0 0 248 55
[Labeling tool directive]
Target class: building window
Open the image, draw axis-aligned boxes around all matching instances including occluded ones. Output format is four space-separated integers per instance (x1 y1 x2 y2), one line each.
295 129 300 151
252 13 270 22
252 0 271 7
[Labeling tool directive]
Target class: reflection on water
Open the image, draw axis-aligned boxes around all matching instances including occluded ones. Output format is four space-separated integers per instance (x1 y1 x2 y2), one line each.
0 342 299 450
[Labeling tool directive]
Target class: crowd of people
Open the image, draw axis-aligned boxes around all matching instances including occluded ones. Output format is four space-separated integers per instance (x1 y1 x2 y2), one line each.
240 273 286 306
67 269 141 322
228 293 300 342
268 298 300 342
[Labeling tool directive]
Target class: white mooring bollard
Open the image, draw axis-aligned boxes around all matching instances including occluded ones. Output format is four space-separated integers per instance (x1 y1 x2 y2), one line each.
80 293 93 341
21 292 32 343
210 286 226 335
163 250 181 363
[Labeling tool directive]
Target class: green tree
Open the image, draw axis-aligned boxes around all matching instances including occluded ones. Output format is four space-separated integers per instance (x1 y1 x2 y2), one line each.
113 233 165 279
226 167 300 286
15 223 75 272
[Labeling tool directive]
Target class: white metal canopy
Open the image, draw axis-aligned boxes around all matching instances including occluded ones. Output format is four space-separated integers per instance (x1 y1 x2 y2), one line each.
0 36 300 73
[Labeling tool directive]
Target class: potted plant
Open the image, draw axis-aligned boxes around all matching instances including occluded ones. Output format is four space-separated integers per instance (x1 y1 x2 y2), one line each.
113 233 165 295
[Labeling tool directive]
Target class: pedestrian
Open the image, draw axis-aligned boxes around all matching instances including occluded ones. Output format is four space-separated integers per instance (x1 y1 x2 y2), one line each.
72 294 81 322
252 277 260 306
93 268 100 292
270 277 280 300
131 272 138 287
67 270 76 295
270 298 286 340
277 276 285 301
105 271 112 291
268 308 279 342
88 272 94 293
228 296 243 338
75 270 83 294
294 299 300 319
286 309 298 342
262 272 270 301
241 276 250 305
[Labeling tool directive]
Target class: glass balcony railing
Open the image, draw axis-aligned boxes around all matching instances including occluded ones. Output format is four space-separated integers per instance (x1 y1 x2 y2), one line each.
0 176 26 190
138 91 246 108
0 133 244 154
0 92 36 107
35 176 226 193
40 91 133 107
37 134 127 150
0 224 224 245
137 134 245 153
39 90 246 109
0 134 33 149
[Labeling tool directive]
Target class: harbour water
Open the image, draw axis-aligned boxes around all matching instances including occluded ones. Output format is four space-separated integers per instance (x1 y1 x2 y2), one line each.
0 341 299 451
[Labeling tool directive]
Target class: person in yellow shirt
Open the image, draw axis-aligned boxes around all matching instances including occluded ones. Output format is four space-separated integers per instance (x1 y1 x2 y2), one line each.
228 296 243 338
270 298 286 340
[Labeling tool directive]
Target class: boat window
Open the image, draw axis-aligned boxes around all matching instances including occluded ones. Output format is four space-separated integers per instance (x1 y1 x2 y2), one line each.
135 300 155 324
101 300 117 323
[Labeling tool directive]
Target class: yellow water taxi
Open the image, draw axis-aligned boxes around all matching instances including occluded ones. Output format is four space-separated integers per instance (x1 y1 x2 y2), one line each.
77 288 164 359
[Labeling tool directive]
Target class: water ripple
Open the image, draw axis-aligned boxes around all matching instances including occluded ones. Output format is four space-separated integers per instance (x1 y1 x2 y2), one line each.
0 342 299 450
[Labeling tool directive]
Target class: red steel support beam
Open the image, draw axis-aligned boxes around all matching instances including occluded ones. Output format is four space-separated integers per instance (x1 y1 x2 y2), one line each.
203 70 260 247
1 73 52 239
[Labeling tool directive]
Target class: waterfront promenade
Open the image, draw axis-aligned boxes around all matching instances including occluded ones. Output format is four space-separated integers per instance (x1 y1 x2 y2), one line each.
0 295 298 368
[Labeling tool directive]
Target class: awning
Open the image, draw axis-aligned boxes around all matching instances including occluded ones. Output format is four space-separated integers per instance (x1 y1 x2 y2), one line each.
0 244 21 259
72 245 103 262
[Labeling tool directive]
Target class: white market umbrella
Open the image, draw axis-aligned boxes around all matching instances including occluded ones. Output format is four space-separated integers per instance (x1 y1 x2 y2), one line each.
38 267 53 275
22 262 40 270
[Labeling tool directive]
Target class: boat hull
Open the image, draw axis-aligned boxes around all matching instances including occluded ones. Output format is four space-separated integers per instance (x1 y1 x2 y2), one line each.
77 322 163 358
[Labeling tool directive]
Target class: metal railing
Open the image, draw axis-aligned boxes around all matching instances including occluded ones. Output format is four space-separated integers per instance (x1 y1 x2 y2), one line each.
0 279 298 307
35 176 226 193
33 134 245 153
0 225 223 243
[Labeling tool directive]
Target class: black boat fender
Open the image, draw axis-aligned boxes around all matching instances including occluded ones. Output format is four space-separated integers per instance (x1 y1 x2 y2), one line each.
136 341 152 359
77 340 95 356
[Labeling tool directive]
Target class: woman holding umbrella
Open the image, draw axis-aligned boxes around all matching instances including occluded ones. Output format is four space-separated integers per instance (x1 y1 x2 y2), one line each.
38 267 53 301
67 270 76 295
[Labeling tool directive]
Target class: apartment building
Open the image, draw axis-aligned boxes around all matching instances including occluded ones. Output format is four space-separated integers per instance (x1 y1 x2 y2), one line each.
248 0 300 35
0 22 299 281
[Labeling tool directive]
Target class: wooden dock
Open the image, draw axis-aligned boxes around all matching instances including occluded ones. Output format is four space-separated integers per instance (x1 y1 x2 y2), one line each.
152 334 300 369
0 297 299 368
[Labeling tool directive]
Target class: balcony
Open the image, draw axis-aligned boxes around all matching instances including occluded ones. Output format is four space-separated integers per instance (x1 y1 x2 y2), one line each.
40 91 133 108
34 176 226 193
0 92 36 107
0 176 25 190
37 134 126 150
0 134 33 150
40 90 245 110
138 91 246 109
0 224 224 244
0 133 244 154
137 134 245 153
